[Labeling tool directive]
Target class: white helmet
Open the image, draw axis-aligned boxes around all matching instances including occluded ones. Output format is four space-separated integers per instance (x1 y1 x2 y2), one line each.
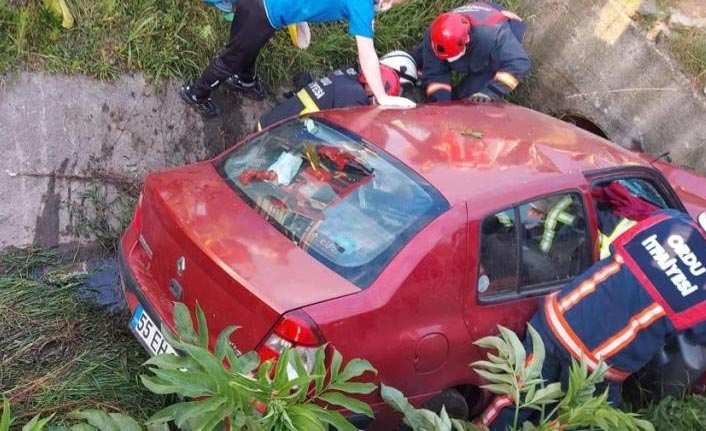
699 211 706 232
380 50 418 85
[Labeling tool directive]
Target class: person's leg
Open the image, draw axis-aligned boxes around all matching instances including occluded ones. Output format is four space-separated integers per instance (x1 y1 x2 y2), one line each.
185 0 274 108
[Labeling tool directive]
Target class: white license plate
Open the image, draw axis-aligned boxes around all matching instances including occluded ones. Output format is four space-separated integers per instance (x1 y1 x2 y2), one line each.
130 304 177 356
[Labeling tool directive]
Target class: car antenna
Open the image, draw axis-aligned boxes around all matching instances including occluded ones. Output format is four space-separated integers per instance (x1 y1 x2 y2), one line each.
649 151 670 165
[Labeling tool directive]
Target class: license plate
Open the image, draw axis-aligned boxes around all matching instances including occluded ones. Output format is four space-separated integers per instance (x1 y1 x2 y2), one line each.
130 304 177 356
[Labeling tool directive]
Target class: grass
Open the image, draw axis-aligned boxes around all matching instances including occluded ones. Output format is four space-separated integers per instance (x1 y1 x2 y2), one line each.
641 394 706 430
0 0 522 89
664 27 706 89
0 247 167 426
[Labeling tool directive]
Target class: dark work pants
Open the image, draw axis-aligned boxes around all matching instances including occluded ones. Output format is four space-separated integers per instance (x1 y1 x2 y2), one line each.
191 0 276 98
483 315 623 431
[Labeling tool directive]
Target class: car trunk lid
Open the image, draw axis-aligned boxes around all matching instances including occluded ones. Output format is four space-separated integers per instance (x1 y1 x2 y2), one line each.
137 162 360 350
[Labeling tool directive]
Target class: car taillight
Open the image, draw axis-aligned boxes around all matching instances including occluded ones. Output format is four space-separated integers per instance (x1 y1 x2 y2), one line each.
258 310 324 374
133 194 144 233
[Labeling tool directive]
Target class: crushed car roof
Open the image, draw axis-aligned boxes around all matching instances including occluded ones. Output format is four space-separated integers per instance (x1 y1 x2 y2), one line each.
317 102 646 206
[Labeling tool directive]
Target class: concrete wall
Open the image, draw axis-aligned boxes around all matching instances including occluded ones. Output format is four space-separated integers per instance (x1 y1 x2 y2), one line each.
520 0 706 172
0 73 269 250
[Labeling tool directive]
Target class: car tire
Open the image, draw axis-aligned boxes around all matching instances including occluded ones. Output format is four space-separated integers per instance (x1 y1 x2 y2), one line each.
422 387 470 420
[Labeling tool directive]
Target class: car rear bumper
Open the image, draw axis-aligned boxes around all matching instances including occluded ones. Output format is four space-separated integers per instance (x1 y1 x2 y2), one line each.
118 235 376 430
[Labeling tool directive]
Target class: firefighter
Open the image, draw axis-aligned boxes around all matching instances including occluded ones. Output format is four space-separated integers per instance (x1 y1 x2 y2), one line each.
257 63 402 130
416 2 530 103
179 0 415 118
478 209 706 430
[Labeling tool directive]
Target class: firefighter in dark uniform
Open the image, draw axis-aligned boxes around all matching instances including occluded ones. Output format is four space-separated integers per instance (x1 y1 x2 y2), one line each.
258 63 401 130
478 209 706 430
416 2 530 103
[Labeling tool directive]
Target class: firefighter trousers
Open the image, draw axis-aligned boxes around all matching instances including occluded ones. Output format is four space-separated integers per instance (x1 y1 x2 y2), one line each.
191 0 276 98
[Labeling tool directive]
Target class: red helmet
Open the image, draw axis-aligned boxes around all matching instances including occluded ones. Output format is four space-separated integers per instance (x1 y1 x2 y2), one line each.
359 64 401 96
430 13 471 60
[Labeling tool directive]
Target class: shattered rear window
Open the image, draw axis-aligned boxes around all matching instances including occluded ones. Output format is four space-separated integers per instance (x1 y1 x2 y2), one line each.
216 118 449 289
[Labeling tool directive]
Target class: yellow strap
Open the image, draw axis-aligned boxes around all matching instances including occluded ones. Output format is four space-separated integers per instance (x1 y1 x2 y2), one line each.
540 196 573 253
296 89 321 115
494 71 520 90
288 25 298 46
426 82 452 96
599 218 637 259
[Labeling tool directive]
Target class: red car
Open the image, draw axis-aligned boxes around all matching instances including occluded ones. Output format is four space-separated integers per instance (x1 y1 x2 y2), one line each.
118 102 706 428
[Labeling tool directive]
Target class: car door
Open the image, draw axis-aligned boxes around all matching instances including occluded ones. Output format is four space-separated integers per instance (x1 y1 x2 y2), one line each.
463 190 594 349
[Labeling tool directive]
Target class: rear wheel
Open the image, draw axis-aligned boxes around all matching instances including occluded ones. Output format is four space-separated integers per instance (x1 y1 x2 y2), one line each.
421 388 470 420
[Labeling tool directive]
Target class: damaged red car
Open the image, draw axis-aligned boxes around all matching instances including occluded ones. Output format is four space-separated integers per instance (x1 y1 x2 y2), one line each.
118 102 706 428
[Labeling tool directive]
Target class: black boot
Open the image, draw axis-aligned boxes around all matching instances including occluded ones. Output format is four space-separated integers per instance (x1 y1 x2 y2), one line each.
224 75 268 100
179 85 222 118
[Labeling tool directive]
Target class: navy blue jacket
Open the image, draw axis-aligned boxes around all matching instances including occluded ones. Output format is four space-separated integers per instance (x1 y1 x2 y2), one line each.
421 2 530 101
537 209 706 382
259 67 369 129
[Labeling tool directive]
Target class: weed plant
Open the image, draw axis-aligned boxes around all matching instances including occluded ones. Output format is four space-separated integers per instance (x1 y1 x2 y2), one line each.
0 248 165 425
0 0 521 88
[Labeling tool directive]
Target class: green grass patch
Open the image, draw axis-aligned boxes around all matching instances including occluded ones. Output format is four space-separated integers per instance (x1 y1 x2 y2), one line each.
641 394 706 431
665 27 706 89
0 0 521 88
0 248 167 425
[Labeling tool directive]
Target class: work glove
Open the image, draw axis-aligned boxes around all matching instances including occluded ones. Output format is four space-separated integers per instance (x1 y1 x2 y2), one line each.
376 95 416 109
469 92 492 103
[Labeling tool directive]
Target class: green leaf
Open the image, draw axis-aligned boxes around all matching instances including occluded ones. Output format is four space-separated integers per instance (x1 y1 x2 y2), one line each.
313 346 327 395
67 410 119 431
148 368 216 397
173 302 198 345
214 325 239 362
21 414 53 431
145 404 181 425
328 381 377 395
69 425 99 431
473 335 507 353
527 382 562 406
179 344 228 384
140 375 179 395
474 368 518 386
318 392 373 417
106 414 141 431
306 405 358 431
194 302 210 349
143 353 197 370
498 325 526 378
471 359 513 374
287 405 326 431
525 324 545 380
1 399 11 431
336 358 377 383
173 398 227 429
380 384 409 413
238 351 260 375
330 349 343 381
273 348 293 389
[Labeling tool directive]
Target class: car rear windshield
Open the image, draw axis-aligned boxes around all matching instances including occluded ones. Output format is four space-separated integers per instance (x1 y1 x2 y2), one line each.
216 118 449 289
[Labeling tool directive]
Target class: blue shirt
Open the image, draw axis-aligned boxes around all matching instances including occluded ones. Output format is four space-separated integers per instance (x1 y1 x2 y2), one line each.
263 0 375 38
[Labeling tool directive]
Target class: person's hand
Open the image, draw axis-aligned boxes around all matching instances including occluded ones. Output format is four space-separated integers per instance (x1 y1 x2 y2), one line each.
469 92 492 103
376 95 416 108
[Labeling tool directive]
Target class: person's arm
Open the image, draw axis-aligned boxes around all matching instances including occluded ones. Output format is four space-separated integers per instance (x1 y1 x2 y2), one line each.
478 26 530 100
356 36 415 108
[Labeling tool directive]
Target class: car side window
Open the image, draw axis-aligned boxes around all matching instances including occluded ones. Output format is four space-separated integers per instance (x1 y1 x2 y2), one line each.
478 192 592 301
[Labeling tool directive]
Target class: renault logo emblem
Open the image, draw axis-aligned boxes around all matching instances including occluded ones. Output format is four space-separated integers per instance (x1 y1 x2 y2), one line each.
176 256 186 277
